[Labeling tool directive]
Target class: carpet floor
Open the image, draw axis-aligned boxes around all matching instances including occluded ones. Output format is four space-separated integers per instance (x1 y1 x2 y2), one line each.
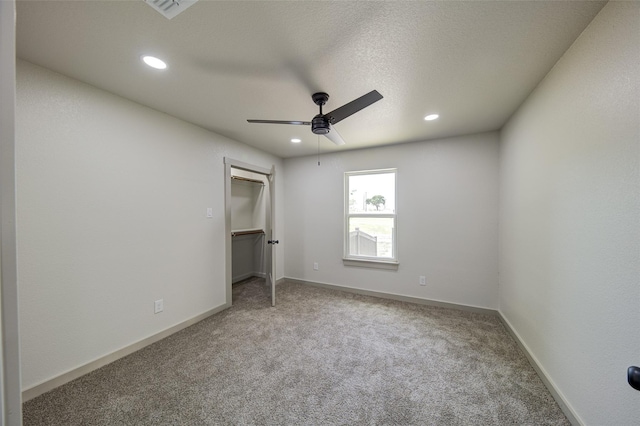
23 278 569 425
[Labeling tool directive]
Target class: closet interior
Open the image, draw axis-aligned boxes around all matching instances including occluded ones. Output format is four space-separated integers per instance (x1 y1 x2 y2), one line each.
230 167 267 284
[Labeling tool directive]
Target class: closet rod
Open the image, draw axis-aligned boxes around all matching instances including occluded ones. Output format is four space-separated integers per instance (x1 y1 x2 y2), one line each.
231 176 264 185
231 229 265 237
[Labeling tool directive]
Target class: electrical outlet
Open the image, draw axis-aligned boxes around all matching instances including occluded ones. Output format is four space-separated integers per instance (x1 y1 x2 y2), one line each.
154 299 164 314
419 276 426 286
313 262 319 271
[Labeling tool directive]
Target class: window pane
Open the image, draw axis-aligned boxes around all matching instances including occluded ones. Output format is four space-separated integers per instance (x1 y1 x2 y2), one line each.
348 172 395 214
348 217 394 258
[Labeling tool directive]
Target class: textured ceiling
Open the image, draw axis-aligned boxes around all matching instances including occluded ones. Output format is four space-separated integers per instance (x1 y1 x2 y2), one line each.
16 1 606 158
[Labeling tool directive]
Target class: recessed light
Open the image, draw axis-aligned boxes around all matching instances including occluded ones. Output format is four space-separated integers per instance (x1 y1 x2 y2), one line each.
424 114 439 121
142 55 167 70
291 138 302 143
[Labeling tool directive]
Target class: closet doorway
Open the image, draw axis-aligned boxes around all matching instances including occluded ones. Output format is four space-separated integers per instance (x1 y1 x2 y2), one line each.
224 158 277 307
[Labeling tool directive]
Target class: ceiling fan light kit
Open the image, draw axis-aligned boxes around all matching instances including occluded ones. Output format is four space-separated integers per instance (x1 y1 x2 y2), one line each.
248 90 383 146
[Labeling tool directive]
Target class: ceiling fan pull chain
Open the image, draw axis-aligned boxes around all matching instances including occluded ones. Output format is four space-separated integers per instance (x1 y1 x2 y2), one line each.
317 135 320 166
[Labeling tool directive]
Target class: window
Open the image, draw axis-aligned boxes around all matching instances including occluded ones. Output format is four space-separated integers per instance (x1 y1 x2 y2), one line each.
344 169 397 267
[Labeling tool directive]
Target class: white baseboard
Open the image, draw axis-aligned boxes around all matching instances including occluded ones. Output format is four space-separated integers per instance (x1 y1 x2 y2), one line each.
283 277 497 315
232 271 266 283
22 302 230 402
22 279 580 426
497 311 583 426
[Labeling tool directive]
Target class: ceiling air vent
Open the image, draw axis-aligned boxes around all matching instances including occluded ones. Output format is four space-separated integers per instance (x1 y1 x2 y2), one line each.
144 0 198 20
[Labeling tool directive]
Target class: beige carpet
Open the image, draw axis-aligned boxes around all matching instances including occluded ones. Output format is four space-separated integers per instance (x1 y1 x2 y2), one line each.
23 278 568 425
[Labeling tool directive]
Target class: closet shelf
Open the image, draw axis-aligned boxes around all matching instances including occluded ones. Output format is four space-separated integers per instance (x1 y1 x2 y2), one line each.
231 228 265 237
231 176 264 185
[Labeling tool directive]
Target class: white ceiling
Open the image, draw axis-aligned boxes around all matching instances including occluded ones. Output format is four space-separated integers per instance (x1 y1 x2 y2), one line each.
16 0 605 158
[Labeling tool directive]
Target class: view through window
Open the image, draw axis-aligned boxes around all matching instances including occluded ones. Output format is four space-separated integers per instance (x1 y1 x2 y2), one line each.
345 169 397 261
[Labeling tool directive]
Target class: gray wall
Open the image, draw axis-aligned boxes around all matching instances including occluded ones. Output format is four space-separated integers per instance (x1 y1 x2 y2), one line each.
284 132 499 309
499 2 640 424
16 60 285 390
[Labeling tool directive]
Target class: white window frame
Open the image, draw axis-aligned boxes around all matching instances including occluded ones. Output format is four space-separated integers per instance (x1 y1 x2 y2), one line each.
343 168 398 270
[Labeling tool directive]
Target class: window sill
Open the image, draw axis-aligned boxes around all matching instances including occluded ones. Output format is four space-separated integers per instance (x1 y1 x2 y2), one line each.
342 258 399 270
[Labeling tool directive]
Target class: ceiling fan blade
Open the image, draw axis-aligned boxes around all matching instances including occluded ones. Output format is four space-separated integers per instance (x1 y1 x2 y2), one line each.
324 124 346 146
324 90 383 125
247 119 311 125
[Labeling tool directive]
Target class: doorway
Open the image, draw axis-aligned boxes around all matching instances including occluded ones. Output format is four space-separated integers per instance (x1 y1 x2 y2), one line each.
224 158 277 307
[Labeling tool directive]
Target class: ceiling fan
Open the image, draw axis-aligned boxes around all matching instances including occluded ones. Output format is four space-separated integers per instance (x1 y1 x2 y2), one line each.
247 90 383 146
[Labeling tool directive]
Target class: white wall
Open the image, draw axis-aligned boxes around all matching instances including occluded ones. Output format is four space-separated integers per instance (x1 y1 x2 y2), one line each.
499 2 640 425
16 60 285 390
284 132 499 309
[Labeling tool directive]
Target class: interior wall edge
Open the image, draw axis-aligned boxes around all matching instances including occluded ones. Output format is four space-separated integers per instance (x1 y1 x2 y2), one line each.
497 310 583 426
22 301 230 402
284 277 496 315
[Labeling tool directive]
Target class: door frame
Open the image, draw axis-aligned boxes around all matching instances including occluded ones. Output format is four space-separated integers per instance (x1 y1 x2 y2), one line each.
224 157 274 307
267 165 276 306
1 0 23 423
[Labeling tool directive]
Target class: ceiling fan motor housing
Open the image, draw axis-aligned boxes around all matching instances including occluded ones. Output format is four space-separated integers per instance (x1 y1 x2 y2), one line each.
311 115 330 134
